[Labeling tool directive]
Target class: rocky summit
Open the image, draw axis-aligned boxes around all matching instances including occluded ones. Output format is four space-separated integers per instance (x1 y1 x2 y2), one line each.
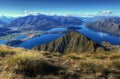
34 32 106 53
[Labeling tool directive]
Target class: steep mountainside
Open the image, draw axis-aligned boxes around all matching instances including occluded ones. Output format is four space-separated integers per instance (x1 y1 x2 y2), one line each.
7 14 82 31
86 17 120 36
0 20 6 26
34 32 106 53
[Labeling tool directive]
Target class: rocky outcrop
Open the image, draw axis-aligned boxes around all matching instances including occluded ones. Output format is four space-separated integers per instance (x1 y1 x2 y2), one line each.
34 32 106 53
86 17 120 36
102 41 120 51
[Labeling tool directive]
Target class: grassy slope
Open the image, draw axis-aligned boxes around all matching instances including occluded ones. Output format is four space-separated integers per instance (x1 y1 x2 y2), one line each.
0 34 14 40
0 45 120 79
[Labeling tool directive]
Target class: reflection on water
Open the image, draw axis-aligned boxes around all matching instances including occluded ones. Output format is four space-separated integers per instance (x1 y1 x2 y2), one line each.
13 36 27 40
78 24 120 45
47 28 67 33
0 40 8 44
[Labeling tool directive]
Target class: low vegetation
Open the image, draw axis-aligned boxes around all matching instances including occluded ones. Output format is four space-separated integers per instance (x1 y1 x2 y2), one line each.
0 45 120 79
0 34 14 40
94 55 108 59
8 52 62 77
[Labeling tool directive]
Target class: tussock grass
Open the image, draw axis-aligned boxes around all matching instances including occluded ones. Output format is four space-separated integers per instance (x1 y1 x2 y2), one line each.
110 60 120 70
43 52 62 58
8 52 62 77
110 55 120 60
65 53 85 60
78 61 103 73
0 50 15 57
0 45 27 57
95 55 108 59
0 45 120 79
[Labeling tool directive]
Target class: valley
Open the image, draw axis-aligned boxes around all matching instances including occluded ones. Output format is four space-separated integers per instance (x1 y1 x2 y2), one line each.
1 17 120 50
1 12 120 79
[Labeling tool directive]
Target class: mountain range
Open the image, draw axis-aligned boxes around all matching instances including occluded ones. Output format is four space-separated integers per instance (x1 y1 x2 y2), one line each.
1 15 120 79
7 14 83 31
86 17 120 36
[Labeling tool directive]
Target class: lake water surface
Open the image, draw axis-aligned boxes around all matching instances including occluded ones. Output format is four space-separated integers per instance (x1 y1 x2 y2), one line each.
0 24 120 49
15 34 63 49
78 24 120 45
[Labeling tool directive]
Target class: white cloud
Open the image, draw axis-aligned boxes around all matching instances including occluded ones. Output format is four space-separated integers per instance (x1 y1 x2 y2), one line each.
24 10 30 16
77 10 114 17
23 11 40 16
98 10 113 16
33 12 39 15
24 10 29 13
98 32 108 37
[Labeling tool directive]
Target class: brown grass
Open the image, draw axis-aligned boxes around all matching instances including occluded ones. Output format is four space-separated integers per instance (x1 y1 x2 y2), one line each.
0 45 120 79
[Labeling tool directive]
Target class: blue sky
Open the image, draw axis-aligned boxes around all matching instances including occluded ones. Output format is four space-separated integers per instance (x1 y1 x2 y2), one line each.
0 0 120 16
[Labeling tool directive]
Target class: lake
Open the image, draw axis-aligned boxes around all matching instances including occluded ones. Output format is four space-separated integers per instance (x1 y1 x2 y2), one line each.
78 24 120 45
1 23 120 49
15 34 63 49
